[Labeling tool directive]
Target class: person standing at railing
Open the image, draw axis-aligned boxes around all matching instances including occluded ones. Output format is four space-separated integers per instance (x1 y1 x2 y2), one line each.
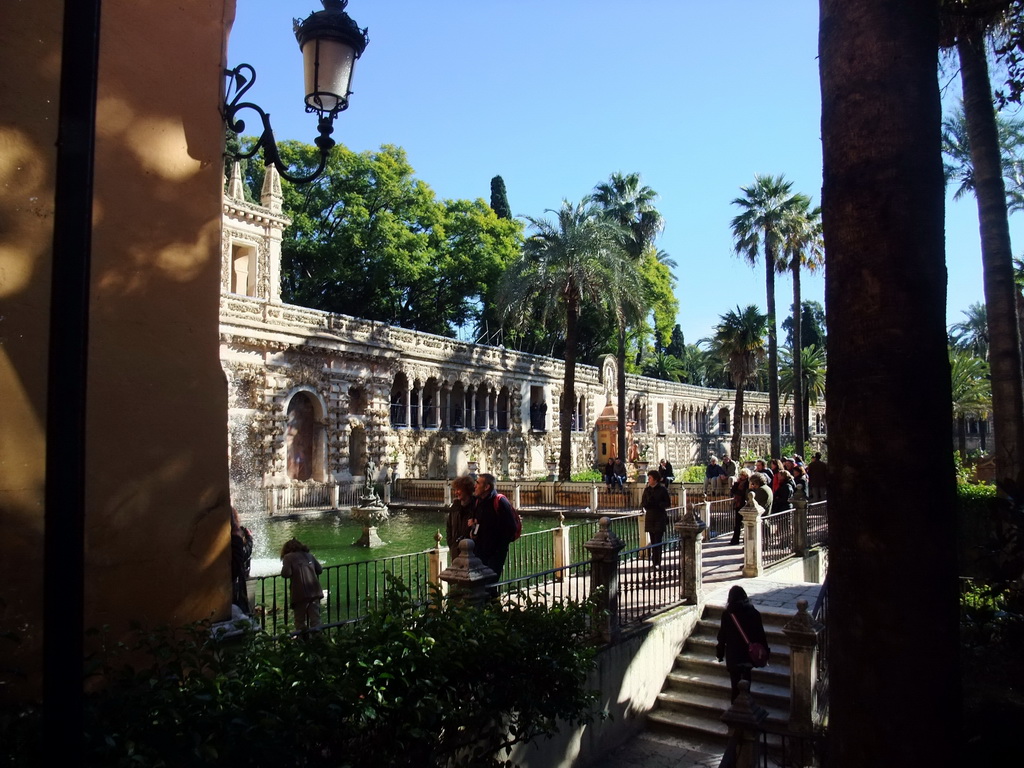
642 469 671 569
471 473 517 595
729 468 752 545
445 475 476 550
774 469 796 512
230 506 253 615
807 452 828 502
749 472 773 516
280 538 324 632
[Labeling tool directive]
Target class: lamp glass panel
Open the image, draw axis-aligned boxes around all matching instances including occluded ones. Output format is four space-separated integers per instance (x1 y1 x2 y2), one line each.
302 38 356 112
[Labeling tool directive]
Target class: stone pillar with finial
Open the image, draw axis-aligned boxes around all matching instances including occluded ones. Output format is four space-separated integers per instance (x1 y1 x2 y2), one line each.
584 517 625 643
783 598 823 734
721 679 768 768
439 538 496 608
740 491 765 577
674 505 707 604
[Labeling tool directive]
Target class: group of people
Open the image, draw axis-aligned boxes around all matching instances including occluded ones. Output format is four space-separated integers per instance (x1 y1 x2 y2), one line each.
445 472 519 593
726 453 829 545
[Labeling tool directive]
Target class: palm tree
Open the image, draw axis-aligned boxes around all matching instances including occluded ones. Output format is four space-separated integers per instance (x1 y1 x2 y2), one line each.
499 200 627 480
707 305 768 461
950 302 989 360
642 349 685 382
781 196 824 457
780 344 826 444
592 172 665 464
821 1 959 762
942 101 1024 211
941 2 1024 491
731 174 803 458
950 346 992 457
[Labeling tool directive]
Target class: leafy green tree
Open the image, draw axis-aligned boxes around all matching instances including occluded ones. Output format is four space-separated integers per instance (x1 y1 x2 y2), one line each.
782 300 827 351
782 195 824 456
592 172 665 464
731 174 804 458
500 200 629 479
271 142 521 337
666 324 686 358
941 1 1024 490
950 346 992 456
489 174 512 219
706 305 768 460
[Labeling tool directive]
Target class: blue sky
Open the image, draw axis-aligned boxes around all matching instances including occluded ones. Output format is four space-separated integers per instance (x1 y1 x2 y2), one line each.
229 0 1022 346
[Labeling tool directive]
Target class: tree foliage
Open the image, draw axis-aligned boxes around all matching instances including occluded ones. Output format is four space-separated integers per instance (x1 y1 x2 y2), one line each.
490 175 512 219
266 142 522 338
782 300 827 351
707 305 768 459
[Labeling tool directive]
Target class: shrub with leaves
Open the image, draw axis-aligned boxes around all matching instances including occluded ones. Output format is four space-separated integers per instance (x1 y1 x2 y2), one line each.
5 579 600 767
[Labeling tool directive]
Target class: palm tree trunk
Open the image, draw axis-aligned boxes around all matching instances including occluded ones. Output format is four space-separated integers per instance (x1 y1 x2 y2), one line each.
560 296 578 482
792 264 805 457
617 320 627 464
820 0 959 764
765 251 781 457
731 380 746 460
959 26 1024 490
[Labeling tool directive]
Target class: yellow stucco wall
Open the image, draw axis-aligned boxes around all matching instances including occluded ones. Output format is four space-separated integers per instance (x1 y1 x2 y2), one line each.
0 0 235 701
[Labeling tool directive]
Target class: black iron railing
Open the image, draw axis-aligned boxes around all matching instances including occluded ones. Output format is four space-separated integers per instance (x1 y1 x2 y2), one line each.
761 508 795 567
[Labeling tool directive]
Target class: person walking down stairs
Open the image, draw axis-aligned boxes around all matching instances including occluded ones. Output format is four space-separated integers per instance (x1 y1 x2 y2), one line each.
716 585 770 701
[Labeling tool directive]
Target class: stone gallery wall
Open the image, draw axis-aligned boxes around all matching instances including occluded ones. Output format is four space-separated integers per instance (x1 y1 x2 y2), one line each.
220 169 826 487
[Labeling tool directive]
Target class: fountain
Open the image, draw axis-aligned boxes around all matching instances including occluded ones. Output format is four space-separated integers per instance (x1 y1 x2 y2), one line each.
352 457 389 547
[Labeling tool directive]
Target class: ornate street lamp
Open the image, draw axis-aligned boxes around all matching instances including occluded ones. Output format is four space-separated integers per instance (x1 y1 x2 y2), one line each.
223 0 369 184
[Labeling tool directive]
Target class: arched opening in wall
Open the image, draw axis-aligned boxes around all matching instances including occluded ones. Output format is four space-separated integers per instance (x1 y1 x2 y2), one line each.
718 408 730 435
782 412 792 435
349 425 367 479
530 385 547 431
231 242 257 297
390 373 408 427
450 382 465 429
286 392 321 481
422 378 438 428
656 402 665 434
474 384 489 430
575 395 585 432
410 380 421 429
349 386 367 416
497 386 510 431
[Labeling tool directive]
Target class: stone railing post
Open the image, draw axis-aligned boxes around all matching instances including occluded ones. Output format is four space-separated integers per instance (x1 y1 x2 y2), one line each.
721 680 768 768
513 483 521 510
637 514 648 557
438 539 496 608
383 482 392 505
674 507 707 605
428 531 450 599
791 485 808 555
443 481 452 506
740 492 765 578
584 517 625 644
782 598 823 735
590 482 599 512
267 487 277 516
553 511 570 582
693 497 712 542
677 485 688 510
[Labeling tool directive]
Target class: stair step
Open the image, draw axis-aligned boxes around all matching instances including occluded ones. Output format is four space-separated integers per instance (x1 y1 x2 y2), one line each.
668 660 791 693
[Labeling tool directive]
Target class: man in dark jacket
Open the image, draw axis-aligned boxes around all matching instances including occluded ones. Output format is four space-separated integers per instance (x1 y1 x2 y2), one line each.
642 469 671 567
471 473 517 591
716 585 770 701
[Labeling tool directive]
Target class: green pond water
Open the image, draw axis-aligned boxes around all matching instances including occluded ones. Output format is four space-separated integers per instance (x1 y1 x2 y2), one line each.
247 509 562 577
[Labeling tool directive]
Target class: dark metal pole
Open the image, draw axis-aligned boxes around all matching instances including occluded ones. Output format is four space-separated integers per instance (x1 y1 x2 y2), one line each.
44 0 102 755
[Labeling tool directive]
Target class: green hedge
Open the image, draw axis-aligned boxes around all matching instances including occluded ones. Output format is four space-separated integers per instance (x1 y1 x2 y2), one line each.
4 581 601 768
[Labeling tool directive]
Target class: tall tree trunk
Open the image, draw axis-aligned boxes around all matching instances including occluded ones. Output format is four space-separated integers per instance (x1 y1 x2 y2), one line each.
731 380 746 460
765 250 781 457
617 321 627 464
792 264 805 456
560 296 578 482
820 1 960 765
958 26 1024 493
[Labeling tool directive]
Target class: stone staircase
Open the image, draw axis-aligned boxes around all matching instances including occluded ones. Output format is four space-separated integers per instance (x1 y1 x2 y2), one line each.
647 603 794 742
